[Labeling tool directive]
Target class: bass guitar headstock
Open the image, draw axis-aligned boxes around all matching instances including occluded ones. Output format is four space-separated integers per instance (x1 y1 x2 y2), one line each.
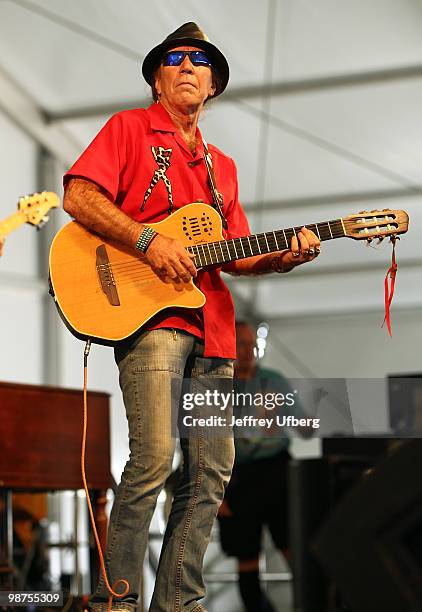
18 191 60 228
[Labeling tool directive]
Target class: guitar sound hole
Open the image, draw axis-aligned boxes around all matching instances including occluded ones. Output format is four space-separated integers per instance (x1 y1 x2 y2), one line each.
182 213 214 240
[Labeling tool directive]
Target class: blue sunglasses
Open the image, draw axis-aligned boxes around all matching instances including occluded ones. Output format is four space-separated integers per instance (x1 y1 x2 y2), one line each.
161 50 212 68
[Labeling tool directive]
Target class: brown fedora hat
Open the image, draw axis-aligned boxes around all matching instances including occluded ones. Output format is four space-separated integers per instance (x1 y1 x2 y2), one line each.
142 22 229 97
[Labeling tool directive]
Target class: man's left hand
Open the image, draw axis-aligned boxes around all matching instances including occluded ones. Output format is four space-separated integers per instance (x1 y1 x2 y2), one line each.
278 227 321 272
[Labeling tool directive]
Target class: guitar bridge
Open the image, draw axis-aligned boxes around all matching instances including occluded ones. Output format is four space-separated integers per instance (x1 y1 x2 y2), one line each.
96 244 120 306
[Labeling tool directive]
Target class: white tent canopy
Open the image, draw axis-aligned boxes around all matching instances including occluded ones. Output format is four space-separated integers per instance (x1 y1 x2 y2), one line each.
1 0 421 443
1 0 421 297
1 2 421 607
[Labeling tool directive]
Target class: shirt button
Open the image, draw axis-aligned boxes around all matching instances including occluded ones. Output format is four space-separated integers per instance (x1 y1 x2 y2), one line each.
188 159 202 168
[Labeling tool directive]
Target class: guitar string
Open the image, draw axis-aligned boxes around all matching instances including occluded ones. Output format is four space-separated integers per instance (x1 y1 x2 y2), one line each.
100 229 342 288
68 211 361 293
92 218 388 284
100 225 348 273
110 231 343 268
108 270 197 286
77 221 397 297
69 229 398 299
98 219 350 271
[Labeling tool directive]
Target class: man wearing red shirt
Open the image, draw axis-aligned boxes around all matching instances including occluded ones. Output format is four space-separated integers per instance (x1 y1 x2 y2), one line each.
63 22 320 612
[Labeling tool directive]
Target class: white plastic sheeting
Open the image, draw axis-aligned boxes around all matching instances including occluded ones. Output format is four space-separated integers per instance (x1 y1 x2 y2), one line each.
0 0 421 465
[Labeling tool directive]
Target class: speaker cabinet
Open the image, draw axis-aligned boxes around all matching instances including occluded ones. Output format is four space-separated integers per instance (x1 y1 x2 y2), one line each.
313 440 422 612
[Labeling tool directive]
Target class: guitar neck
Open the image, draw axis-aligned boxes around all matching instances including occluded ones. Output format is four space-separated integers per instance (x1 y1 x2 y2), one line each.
188 218 346 269
0 211 27 237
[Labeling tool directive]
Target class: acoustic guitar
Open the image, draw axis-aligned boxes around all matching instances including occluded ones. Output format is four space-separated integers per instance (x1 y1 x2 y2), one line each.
49 203 409 345
0 192 59 241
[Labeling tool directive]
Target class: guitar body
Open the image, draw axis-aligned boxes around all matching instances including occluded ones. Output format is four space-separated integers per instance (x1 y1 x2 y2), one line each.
49 203 224 344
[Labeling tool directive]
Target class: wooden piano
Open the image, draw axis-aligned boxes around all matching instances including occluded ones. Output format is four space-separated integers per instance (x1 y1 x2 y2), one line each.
0 380 113 590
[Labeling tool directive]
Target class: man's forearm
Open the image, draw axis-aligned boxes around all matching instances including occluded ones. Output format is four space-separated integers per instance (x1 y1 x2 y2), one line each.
63 178 144 248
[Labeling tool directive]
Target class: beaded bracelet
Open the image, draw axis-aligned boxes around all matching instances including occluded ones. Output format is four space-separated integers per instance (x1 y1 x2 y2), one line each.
135 227 156 253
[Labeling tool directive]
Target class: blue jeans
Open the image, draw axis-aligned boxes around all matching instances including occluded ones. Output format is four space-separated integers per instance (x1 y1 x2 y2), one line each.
90 329 235 612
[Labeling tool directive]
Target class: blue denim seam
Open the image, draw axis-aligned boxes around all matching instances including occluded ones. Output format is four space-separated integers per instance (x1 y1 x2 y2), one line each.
131 365 184 374
174 435 205 611
132 369 144 469
190 366 233 377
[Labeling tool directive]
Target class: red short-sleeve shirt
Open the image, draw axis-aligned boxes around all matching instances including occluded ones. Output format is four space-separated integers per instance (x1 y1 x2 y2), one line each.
64 102 250 358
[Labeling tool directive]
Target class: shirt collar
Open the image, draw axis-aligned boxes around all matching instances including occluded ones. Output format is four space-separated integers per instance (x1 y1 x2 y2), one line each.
147 102 177 133
146 102 205 158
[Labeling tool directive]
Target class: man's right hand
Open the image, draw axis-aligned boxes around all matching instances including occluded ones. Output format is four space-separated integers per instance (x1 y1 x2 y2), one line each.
145 233 197 284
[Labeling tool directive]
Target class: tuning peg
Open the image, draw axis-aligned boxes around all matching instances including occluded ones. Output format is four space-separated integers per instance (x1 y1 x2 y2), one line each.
376 237 384 245
359 210 368 214
36 217 48 230
366 238 373 246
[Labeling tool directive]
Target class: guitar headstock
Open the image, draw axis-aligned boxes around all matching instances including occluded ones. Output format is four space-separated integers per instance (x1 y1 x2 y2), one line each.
343 209 409 242
18 191 60 227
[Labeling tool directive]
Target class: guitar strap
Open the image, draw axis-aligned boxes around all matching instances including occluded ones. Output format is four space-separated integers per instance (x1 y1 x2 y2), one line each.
202 139 228 229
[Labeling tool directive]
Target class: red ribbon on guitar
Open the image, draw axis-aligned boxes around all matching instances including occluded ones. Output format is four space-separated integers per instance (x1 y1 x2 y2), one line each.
382 239 398 336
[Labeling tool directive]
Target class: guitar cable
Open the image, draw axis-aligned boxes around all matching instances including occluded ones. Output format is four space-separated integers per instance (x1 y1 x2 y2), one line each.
81 339 129 612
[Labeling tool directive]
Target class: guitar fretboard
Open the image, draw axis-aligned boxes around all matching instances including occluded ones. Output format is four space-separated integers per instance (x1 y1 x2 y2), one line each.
187 219 345 269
